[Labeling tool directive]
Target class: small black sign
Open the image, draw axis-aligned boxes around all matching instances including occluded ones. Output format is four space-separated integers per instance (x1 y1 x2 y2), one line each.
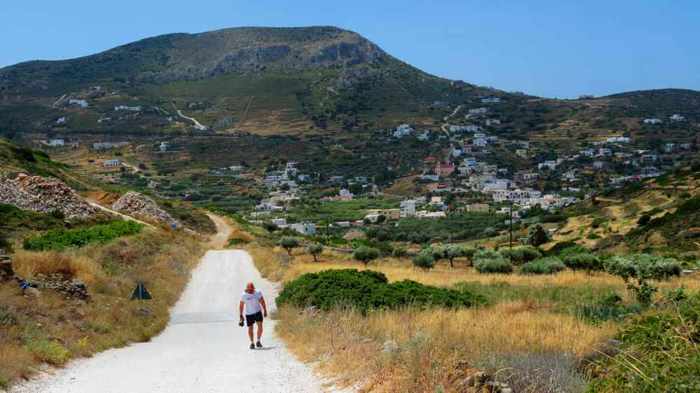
131 282 152 300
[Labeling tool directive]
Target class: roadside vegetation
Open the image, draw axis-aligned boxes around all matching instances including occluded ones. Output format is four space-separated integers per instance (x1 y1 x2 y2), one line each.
243 224 699 392
23 220 143 251
0 228 205 387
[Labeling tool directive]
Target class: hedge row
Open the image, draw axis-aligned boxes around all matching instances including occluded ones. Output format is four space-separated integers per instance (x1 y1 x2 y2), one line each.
277 269 485 312
23 220 143 251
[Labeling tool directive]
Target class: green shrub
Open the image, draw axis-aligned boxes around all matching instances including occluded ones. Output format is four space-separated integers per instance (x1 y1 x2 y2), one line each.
563 253 603 272
588 293 700 392
557 244 589 258
474 252 513 274
23 220 143 251
353 246 380 266
604 254 682 305
25 338 71 365
500 246 541 264
591 217 606 228
519 257 565 275
277 269 484 312
391 246 407 258
412 251 435 270
576 292 642 324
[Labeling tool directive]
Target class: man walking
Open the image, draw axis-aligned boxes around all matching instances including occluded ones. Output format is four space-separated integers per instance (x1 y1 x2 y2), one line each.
239 282 268 349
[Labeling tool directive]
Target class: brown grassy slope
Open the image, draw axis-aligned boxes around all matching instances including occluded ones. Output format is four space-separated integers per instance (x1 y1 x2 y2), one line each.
0 228 205 388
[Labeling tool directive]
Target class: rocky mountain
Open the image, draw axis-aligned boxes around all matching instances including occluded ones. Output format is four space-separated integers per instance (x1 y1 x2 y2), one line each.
0 26 511 134
0 26 698 138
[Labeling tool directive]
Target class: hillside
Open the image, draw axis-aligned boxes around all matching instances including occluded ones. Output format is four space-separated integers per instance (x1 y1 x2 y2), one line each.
0 26 508 134
546 164 700 258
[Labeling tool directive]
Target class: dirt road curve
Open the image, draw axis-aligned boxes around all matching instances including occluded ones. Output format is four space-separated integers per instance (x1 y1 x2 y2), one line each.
11 222 330 393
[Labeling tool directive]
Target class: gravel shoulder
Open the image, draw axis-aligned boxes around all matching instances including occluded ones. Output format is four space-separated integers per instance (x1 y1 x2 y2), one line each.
10 249 329 393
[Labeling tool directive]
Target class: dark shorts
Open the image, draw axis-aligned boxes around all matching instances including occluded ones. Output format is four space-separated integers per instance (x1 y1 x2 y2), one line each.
245 311 263 326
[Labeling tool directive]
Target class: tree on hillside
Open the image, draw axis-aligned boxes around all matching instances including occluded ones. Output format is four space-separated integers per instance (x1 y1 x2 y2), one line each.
279 237 300 256
412 251 435 271
353 246 380 266
527 225 549 247
445 245 469 268
430 246 447 264
306 243 324 262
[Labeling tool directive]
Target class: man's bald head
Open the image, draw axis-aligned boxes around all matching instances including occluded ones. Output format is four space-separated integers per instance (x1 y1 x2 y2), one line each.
245 282 255 293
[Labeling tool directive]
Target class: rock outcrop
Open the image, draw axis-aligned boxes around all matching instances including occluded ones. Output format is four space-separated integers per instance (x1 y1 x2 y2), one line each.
112 192 179 227
34 273 90 301
0 173 97 219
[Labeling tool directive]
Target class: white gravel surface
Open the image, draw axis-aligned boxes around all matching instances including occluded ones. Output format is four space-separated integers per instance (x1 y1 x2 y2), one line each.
11 250 328 393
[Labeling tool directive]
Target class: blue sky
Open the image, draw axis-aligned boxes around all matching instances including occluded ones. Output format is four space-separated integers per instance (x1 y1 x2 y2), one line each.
1 0 697 98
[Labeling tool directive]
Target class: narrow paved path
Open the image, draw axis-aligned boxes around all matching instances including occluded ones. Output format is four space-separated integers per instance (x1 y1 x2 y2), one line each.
12 219 328 393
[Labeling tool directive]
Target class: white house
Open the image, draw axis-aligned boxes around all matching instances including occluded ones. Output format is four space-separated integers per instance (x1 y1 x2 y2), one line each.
485 119 501 126
400 199 417 217
468 107 488 116
290 222 316 236
538 160 559 171
47 139 65 147
68 99 88 108
597 148 613 157
103 159 121 168
473 138 488 147
481 97 502 104
393 124 414 138
417 131 431 141
580 149 595 157
55 117 67 125
159 142 169 152
449 125 481 133
606 136 630 143
272 218 287 226
670 114 686 122
114 105 142 112
643 118 662 125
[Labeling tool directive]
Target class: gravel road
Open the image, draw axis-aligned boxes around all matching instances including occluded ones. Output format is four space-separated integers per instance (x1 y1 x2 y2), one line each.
11 250 328 393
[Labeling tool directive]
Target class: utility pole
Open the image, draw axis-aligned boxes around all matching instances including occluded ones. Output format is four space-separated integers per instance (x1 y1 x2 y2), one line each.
508 183 514 265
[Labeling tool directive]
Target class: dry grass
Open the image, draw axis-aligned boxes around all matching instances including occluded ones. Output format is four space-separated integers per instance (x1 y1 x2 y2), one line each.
248 246 698 392
277 302 616 392
275 255 700 292
13 250 104 285
0 229 205 387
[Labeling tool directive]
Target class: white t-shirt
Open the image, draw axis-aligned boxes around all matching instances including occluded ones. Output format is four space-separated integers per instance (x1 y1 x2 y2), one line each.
241 290 263 315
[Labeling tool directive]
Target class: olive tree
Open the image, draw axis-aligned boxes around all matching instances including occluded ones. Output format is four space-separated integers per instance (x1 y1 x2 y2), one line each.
279 237 300 256
306 243 324 262
604 254 682 305
354 246 380 266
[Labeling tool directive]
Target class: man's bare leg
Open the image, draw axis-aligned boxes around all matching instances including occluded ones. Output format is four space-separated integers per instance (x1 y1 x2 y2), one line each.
247 325 254 343
256 320 263 343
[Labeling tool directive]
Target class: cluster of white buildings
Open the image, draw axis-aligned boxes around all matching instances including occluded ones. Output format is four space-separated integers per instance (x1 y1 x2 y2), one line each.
114 105 142 112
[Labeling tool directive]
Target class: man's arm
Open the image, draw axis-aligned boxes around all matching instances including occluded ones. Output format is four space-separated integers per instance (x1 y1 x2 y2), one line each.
239 300 245 317
260 297 268 318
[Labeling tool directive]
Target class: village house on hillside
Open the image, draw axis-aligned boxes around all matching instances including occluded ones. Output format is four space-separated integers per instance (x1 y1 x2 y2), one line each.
435 162 455 177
